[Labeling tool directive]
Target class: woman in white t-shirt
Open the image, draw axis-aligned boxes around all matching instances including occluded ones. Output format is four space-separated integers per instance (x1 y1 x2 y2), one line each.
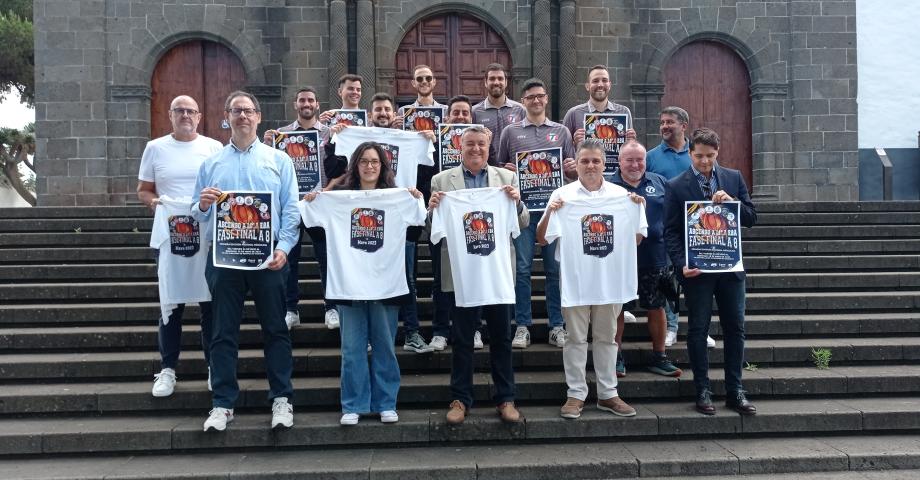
303 141 423 426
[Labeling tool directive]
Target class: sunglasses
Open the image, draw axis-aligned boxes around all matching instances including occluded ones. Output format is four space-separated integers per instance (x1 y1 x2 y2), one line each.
415 75 434 83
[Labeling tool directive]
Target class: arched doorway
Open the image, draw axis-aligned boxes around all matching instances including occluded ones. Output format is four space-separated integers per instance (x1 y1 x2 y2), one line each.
661 41 753 187
150 40 247 144
395 13 512 106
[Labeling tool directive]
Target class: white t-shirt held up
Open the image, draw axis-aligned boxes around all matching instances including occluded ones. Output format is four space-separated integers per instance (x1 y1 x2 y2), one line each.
332 126 435 188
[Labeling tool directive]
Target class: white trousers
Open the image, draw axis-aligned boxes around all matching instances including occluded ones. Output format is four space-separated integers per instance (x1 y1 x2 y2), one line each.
562 303 622 401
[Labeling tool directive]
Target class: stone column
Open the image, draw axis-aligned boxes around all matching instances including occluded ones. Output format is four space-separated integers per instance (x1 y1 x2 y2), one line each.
558 0 578 112
630 84 665 147
355 0 376 105
532 0 552 89
750 82 791 202
328 0 348 101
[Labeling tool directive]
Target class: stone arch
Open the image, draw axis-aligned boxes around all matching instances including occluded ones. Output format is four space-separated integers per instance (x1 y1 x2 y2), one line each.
638 31 769 87
376 2 530 94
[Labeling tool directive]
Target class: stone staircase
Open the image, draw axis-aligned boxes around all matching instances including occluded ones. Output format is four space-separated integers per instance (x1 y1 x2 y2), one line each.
1 202 920 479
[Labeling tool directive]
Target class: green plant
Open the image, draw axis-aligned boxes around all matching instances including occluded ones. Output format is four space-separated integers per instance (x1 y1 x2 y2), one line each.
811 348 832 370
744 362 759 372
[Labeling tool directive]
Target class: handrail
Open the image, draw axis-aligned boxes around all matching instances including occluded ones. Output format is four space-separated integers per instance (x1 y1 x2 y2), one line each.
875 147 893 201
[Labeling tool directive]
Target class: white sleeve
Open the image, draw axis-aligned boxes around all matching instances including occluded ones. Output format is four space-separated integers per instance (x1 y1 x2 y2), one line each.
430 199 448 245
298 196 327 229
635 200 648 238
138 142 157 182
403 190 427 226
507 193 521 239
544 205 562 245
420 137 435 166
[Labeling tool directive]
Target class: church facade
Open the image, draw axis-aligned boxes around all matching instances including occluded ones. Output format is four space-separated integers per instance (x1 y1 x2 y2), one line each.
33 0 858 205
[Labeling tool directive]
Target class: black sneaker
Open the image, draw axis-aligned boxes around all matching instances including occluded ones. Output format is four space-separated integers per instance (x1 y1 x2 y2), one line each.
403 332 434 353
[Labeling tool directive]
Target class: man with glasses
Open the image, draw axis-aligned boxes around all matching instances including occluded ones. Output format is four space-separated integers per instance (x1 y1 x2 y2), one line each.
496 78 576 349
472 63 526 166
193 91 299 432
138 95 223 398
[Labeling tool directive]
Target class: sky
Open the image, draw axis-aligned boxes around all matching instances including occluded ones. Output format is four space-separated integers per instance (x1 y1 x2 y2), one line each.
0 91 35 129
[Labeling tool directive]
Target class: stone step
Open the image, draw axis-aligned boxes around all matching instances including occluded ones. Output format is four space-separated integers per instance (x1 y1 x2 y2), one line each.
0 206 150 219
0 218 152 233
757 201 920 213
745 225 920 239
756 211 920 225
0 397 917 457
1 436 918 480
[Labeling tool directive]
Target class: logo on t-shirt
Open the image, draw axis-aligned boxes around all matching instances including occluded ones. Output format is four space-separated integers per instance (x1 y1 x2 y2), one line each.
168 215 200 257
463 211 495 256
507 113 518 123
380 143 400 173
581 214 614 258
350 208 385 253
546 133 559 142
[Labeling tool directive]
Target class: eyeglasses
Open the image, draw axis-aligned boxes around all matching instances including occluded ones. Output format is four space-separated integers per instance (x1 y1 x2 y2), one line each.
358 159 381 167
171 108 199 116
415 75 433 83
522 93 548 102
227 108 260 117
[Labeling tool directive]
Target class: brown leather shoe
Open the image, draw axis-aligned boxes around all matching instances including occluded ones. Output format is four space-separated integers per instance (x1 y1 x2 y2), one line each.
559 397 585 419
446 400 466 425
597 396 636 417
496 401 522 423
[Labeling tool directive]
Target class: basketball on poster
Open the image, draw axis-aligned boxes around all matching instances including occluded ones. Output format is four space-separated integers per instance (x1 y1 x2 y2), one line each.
213 191 274 270
684 201 744 272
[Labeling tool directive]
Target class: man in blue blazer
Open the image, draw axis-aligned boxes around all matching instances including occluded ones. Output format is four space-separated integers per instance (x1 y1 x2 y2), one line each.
663 128 757 416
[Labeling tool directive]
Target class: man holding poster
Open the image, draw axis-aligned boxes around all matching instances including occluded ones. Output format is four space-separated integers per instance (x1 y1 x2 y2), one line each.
663 128 757 417
193 91 299 432
496 78 576 349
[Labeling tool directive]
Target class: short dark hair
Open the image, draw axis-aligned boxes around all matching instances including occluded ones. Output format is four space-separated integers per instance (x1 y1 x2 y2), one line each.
224 90 261 112
520 77 546 96
660 106 689 125
447 94 472 111
485 63 507 76
412 64 432 76
370 92 394 109
587 64 609 78
577 138 607 158
295 86 317 97
690 128 720 151
338 74 363 89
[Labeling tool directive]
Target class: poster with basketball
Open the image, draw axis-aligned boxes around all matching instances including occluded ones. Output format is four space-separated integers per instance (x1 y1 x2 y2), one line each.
273 130 321 194
581 214 615 258
403 106 444 132
584 113 629 175
684 201 743 273
438 123 479 171
329 109 367 128
213 191 274 270
350 207 385 253
516 147 564 212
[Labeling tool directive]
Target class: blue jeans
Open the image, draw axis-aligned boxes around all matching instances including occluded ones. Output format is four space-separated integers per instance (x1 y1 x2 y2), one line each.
205 255 294 409
665 301 679 333
338 301 400 413
448 297 514 408
683 272 747 394
398 241 420 335
285 229 304 312
513 213 563 328
159 301 212 369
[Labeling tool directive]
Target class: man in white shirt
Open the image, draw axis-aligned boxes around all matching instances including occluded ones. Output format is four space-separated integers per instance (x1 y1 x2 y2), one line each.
536 139 646 419
137 95 223 398
428 125 529 425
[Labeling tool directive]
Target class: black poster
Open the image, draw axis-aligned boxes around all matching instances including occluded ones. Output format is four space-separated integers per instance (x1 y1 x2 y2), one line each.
403 106 444 132
584 113 629 176
516 147 564 212
273 130 321 194
463 211 495 256
581 213 614 258
439 123 478 171
685 201 744 272
213 191 274 270
329 109 367 127
350 207 385 253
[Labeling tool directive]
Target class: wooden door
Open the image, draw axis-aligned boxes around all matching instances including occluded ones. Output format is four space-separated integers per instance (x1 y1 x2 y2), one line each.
395 14 512 105
661 41 753 187
150 40 247 144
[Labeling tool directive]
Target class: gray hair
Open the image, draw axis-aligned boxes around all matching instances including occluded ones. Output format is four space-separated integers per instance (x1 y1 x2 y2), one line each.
576 138 607 158
460 125 491 141
660 106 689 125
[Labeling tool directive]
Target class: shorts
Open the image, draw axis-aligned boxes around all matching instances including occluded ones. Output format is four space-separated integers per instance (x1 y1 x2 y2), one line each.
624 267 669 311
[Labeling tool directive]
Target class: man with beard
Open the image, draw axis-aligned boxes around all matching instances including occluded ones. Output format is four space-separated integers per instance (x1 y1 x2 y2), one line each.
263 87 333 330
472 63 526 166
562 65 636 150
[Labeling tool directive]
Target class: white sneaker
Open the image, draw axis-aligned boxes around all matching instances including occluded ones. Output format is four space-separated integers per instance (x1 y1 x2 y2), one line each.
430 335 448 351
207 367 212 392
285 311 300 330
548 326 567 348
151 368 176 397
623 311 638 323
340 413 360 425
707 335 716 348
380 410 399 423
325 309 340 329
664 330 677 347
203 407 234 432
473 331 484 350
271 397 294 429
512 326 531 349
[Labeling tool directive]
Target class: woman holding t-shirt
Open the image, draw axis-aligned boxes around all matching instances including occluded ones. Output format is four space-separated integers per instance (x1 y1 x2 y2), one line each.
302 141 423 426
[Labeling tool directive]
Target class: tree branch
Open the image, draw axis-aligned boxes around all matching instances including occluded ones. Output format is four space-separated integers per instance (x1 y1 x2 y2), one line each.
0 148 36 206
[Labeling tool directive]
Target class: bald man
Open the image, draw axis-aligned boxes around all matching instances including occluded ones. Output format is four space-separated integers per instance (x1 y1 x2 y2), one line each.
138 95 223 398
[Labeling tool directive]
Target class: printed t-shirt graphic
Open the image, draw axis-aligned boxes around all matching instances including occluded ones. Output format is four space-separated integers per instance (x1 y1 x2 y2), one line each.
430 187 521 307
333 126 435 188
150 196 212 322
544 191 648 307
299 188 426 300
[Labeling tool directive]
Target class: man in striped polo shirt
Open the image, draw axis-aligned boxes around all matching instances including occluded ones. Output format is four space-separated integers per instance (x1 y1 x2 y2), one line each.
562 64 636 151
472 63 526 167
496 77 576 349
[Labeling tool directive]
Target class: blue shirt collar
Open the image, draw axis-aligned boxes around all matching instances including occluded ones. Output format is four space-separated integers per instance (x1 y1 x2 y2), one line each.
661 138 689 154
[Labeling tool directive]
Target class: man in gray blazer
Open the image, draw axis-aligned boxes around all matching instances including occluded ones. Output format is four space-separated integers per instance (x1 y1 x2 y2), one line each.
428 125 529 425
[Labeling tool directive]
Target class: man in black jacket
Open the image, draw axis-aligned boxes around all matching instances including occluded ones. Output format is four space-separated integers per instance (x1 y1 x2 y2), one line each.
663 127 757 416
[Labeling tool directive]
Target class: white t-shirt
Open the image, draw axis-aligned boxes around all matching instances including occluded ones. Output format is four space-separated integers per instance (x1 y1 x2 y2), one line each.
430 187 521 307
332 126 435 188
299 188 426 300
544 183 648 307
150 196 212 322
138 134 223 199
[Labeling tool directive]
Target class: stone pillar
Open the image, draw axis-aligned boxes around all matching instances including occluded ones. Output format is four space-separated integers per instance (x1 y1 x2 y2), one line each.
328 0 348 102
532 0 552 89
630 84 665 148
355 0 376 105
558 0 578 112
750 82 791 202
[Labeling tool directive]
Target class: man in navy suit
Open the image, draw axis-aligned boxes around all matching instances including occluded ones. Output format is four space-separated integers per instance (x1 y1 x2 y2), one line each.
663 127 757 416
